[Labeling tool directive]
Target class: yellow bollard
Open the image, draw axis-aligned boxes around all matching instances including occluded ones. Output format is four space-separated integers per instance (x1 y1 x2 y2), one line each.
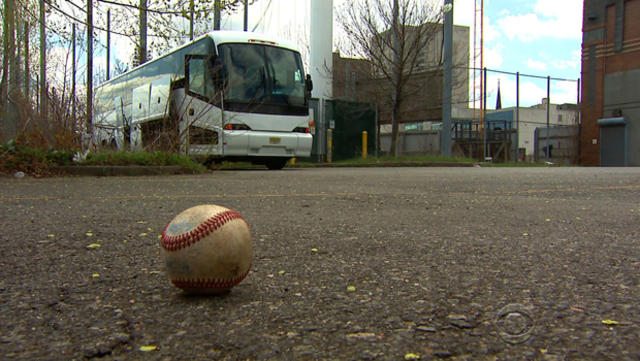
362 131 368 159
290 157 296 165
327 129 333 163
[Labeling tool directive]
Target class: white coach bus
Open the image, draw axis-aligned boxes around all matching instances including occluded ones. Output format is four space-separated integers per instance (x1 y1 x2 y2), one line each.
93 31 314 169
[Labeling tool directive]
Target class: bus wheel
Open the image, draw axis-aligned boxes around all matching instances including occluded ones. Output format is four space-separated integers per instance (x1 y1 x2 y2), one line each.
265 158 288 170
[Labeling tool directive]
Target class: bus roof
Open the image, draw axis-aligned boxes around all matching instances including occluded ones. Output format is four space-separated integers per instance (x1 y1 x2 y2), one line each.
96 31 301 89
208 31 300 52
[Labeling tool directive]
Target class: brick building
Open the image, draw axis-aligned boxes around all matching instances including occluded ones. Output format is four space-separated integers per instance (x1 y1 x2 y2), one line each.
581 0 640 166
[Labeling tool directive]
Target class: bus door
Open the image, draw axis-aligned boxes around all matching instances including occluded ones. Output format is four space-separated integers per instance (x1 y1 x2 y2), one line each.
112 96 127 149
184 55 223 156
131 84 150 151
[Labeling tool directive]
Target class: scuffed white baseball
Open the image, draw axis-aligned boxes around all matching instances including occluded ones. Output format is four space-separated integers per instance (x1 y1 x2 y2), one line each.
160 204 252 294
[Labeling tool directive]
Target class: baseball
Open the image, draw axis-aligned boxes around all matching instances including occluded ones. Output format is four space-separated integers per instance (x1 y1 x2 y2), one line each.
160 204 252 294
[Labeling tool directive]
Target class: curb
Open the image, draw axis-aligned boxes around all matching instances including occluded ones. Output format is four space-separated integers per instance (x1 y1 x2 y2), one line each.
289 162 478 168
50 162 477 177
53 165 194 177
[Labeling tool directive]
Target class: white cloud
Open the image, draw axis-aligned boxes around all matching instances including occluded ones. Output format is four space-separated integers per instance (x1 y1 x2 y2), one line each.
496 0 582 42
552 59 577 70
484 44 504 68
527 59 548 71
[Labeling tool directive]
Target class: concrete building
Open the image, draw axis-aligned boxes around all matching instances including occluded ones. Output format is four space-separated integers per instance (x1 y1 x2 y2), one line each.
581 0 640 166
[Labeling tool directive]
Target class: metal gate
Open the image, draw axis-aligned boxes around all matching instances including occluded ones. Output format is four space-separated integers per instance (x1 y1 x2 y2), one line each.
307 99 377 162
598 117 628 166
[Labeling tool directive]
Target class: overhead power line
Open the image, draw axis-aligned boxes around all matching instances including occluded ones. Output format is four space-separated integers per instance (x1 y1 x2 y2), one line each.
48 0 132 37
96 0 221 15
47 0 191 39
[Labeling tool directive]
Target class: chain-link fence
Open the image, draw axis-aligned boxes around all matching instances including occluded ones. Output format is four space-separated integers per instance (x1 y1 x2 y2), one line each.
455 67 581 163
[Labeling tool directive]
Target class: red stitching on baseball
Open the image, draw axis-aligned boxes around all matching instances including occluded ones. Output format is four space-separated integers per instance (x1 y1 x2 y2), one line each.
171 265 251 290
161 210 247 251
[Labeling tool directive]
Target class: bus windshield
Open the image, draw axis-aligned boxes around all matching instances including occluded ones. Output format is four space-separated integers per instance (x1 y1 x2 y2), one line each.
218 43 307 114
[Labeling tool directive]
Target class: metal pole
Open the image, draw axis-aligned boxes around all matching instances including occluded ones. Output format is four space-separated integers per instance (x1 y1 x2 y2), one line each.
7 0 16 96
546 75 550 160
24 22 29 99
214 0 221 30
87 0 93 130
515 72 520 162
244 0 249 32
106 9 110 80
483 67 487 160
362 131 368 158
441 0 453 157
479 0 484 131
327 129 333 163
39 0 47 119
139 0 147 64
391 0 399 157
72 24 76 121
576 78 581 164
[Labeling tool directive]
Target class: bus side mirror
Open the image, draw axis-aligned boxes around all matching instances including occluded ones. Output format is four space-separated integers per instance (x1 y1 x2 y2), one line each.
306 74 313 92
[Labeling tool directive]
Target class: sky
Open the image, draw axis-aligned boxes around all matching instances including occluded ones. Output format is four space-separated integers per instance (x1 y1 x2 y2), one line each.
52 0 584 109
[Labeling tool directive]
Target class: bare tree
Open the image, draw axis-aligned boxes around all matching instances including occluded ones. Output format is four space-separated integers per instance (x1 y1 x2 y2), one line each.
337 0 444 156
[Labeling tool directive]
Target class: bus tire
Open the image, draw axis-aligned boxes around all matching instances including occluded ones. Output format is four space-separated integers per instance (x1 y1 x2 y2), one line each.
265 158 288 170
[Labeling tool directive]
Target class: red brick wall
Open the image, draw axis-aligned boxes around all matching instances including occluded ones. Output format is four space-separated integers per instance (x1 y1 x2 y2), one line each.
580 0 640 166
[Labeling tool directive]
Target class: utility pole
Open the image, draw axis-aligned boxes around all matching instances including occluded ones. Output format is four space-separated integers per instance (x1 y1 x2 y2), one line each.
441 0 453 157
189 0 194 40
40 0 47 120
139 0 148 64
7 0 17 96
87 0 93 129
1 0 10 121
214 0 221 30
24 22 29 99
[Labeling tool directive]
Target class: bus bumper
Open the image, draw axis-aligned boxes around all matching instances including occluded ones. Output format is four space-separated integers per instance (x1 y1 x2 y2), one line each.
223 130 313 158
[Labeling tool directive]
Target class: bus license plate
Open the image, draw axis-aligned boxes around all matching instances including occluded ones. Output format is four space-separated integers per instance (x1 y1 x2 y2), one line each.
269 137 281 144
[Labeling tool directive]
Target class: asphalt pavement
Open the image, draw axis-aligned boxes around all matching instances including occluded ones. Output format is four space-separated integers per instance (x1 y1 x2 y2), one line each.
1 167 639 360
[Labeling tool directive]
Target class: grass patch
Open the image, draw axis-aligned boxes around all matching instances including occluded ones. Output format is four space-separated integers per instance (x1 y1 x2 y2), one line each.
480 161 575 167
1 142 75 177
332 154 476 165
1 144 207 176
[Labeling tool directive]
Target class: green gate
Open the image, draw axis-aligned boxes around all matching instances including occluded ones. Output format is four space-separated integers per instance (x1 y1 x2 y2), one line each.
306 99 376 162
327 100 376 161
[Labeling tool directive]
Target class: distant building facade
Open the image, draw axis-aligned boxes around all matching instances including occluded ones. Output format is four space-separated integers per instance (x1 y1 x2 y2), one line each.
581 0 640 166
449 100 578 162
487 100 579 161
332 24 470 126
